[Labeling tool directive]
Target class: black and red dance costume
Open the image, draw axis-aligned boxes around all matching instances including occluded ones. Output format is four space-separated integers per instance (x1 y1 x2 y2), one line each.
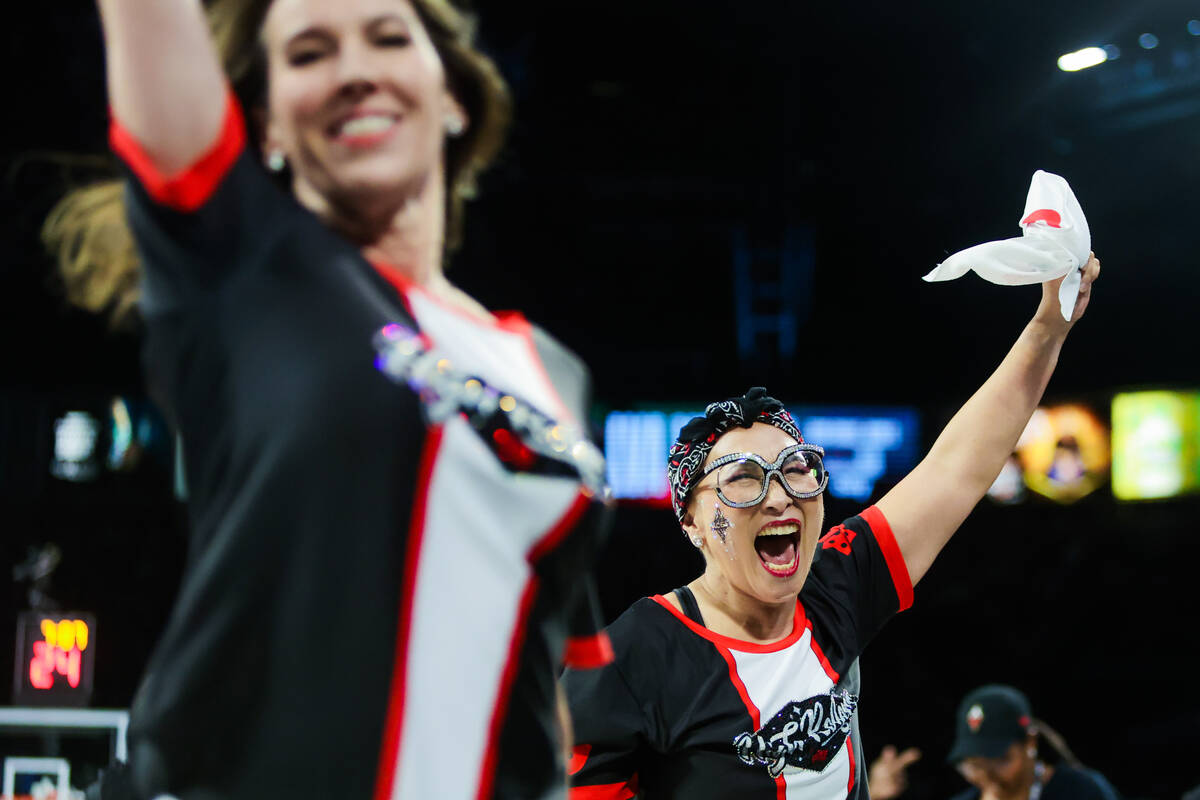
109 90 612 800
564 507 913 800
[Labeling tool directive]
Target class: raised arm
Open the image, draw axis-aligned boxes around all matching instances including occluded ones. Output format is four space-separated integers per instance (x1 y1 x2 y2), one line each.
875 254 1101 586
97 0 229 173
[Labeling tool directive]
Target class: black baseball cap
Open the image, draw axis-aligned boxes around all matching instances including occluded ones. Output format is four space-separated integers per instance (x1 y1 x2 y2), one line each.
946 684 1033 763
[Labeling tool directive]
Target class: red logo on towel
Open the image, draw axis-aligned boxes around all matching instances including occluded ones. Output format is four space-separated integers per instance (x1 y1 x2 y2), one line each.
1021 208 1062 228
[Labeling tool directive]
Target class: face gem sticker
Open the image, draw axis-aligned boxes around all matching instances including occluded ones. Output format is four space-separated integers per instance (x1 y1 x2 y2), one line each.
711 503 731 543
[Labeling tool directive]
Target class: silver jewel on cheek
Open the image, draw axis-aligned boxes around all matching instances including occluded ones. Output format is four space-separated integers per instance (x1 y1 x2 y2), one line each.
711 503 731 543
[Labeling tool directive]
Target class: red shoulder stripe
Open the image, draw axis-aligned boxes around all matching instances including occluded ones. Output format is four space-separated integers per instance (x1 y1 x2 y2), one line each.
860 505 913 612
109 90 246 212
564 632 614 669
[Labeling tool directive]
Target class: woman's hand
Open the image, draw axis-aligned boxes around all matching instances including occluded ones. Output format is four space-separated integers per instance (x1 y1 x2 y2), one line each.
1035 252 1101 329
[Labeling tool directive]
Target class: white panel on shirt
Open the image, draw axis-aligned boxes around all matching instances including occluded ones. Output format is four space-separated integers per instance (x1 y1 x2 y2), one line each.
405 292 572 422
390 296 582 799
729 632 851 799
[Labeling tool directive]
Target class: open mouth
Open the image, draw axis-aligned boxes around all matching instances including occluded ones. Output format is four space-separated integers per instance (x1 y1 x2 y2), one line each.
754 521 801 578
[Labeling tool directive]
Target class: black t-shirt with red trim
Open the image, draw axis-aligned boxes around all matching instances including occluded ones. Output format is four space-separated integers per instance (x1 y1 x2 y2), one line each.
111 95 612 800
949 765 1123 800
563 507 913 800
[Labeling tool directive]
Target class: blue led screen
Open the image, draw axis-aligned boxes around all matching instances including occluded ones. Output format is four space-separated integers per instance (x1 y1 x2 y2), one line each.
604 406 920 503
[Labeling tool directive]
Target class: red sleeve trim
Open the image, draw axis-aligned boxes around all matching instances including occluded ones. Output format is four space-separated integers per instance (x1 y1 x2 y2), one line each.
570 780 637 800
567 744 591 776
564 632 614 669
108 90 246 212
860 505 913 612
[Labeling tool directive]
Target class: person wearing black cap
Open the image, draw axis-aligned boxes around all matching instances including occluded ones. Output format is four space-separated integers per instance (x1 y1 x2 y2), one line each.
948 685 1122 800
563 261 1101 799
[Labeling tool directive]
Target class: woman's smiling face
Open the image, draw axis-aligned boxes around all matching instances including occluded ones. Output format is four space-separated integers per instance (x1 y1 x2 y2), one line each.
260 0 465 212
683 422 825 606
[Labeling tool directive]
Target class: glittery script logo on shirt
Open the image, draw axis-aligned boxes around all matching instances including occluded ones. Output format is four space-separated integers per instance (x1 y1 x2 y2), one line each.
372 322 608 496
732 690 858 777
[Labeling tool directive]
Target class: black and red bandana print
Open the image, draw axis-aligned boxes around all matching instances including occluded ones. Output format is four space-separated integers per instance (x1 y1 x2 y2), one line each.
667 387 804 522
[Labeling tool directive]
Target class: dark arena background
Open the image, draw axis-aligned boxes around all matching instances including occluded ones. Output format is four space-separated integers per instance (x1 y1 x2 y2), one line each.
2 1 1198 798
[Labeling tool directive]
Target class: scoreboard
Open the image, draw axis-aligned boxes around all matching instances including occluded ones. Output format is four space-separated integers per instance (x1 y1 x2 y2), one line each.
12 612 96 706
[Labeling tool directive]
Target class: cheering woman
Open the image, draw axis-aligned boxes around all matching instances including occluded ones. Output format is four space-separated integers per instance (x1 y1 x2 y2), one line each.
45 0 611 798
564 258 1100 799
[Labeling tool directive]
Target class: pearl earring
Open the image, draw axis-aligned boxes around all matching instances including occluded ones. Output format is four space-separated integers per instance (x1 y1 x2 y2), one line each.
444 114 465 137
266 150 286 172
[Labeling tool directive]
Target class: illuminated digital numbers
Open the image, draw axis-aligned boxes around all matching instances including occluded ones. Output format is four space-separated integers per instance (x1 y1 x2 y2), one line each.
13 612 96 705
29 619 90 690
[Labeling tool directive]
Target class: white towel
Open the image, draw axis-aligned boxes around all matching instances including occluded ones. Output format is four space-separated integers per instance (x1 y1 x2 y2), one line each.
923 170 1090 321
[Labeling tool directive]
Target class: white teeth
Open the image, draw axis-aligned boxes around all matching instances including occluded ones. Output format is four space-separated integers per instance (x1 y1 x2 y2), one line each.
339 115 396 137
758 523 799 537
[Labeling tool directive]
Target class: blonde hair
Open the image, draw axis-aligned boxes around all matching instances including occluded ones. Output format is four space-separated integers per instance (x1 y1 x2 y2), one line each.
43 0 512 326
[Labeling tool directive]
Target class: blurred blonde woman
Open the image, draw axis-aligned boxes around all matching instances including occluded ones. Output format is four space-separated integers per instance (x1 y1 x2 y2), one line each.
52 1 612 797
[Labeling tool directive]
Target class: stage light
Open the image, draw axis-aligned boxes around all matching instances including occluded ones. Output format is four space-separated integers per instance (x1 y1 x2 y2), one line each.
1013 404 1109 504
1057 46 1108 72
1189 20 1200 36
1111 391 1200 500
107 397 134 470
50 412 100 482
986 456 1026 505
1139 33 1159 50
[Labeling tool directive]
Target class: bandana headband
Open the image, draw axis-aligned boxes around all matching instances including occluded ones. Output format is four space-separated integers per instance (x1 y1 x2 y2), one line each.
667 387 804 523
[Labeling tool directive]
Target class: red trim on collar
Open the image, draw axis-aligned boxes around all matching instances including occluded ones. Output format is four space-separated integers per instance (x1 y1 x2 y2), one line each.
369 260 531 335
860 505 913 612
109 90 245 212
650 594 809 653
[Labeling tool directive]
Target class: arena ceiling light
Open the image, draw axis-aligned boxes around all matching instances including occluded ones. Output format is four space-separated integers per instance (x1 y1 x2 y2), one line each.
1057 46 1109 72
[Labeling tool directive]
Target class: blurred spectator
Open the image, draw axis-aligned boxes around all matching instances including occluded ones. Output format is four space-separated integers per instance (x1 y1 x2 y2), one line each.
947 685 1121 800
